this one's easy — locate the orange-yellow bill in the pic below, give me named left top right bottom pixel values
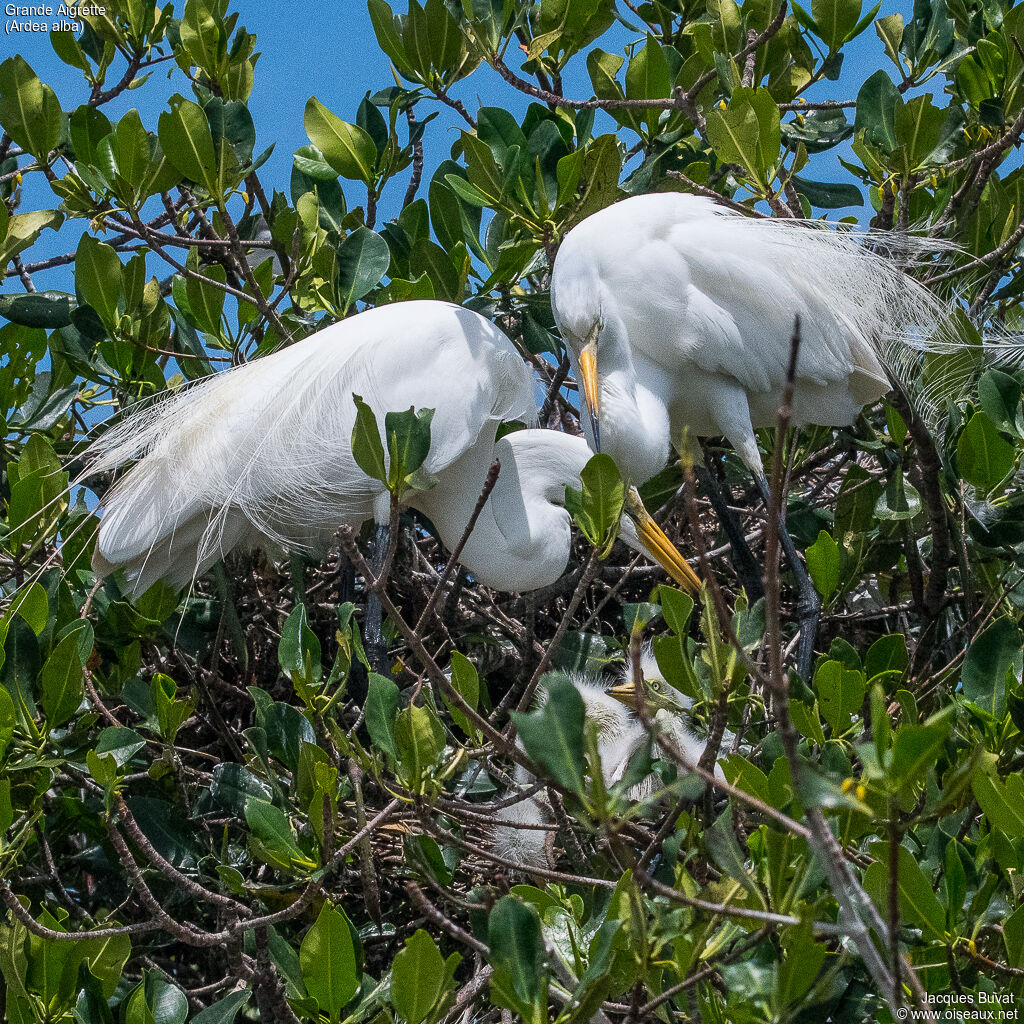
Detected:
left=578, top=330, right=601, bottom=449
left=625, top=487, right=701, bottom=595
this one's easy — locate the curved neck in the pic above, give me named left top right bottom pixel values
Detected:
left=413, top=430, right=586, bottom=593
left=590, top=315, right=672, bottom=485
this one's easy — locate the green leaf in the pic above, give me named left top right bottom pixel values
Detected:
left=351, top=395, right=388, bottom=485
left=304, top=98, right=377, bottom=183
left=658, top=586, right=694, bottom=636
left=264, top=702, right=316, bottom=773
left=488, top=897, right=544, bottom=1009
left=957, top=411, right=1016, bottom=492
left=366, top=671, right=397, bottom=761
left=0, top=778, right=10, bottom=834
left=39, top=632, right=85, bottom=728
left=962, top=616, right=1021, bottom=718
left=445, top=651, right=480, bottom=737
left=151, top=674, right=194, bottom=744
left=70, top=104, right=112, bottom=166
left=891, top=720, right=949, bottom=791
left=0, top=56, right=63, bottom=159
left=805, top=530, right=841, bottom=599
left=394, top=704, right=445, bottom=785
left=384, top=405, right=435, bottom=491
left=88, top=748, right=118, bottom=789
left=142, top=976, right=188, bottom=1024
left=894, top=94, right=954, bottom=170
left=299, top=902, right=359, bottom=1022
left=705, top=87, right=780, bottom=182
left=864, top=842, right=946, bottom=940
left=778, top=924, right=827, bottom=1004
left=979, top=369, right=1024, bottom=437
left=854, top=70, right=898, bottom=153
left=791, top=174, right=863, bottom=209
left=875, top=12, right=904, bottom=63
left=814, top=660, right=865, bottom=733
left=191, top=990, right=251, bottom=1024
left=577, top=453, right=625, bottom=554
left=95, top=726, right=146, bottom=766
left=812, top=0, right=862, bottom=49
left=0, top=290, right=76, bottom=329
left=512, top=675, right=586, bottom=795
left=184, top=248, right=227, bottom=336
left=391, top=929, right=446, bottom=1024
left=113, top=108, right=152, bottom=191
left=336, top=226, right=390, bottom=311
left=865, top=634, right=907, bottom=682
left=973, top=770, right=1024, bottom=840
left=0, top=686, right=15, bottom=761
left=707, top=809, right=764, bottom=903
left=6, top=581, right=47, bottom=635
left=75, top=234, right=124, bottom=330
left=279, top=603, right=322, bottom=688
left=51, top=28, right=90, bottom=72
left=245, top=800, right=315, bottom=872
left=158, top=95, right=219, bottom=196
left=367, top=0, right=416, bottom=80
left=0, top=210, right=64, bottom=273
left=874, top=468, right=921, bottom=521
left=625, top=34, right=670, bottom=134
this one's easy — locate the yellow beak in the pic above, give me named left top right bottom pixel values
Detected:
left=578, top=328, right=601, bottom=450
left=624, top=487, right=702, bottom=595
left=606, top=681, right=640, bottom=709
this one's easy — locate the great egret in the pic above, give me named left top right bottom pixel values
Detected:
left=493, top=659, right=724, bottom=867
left=85, top=300, right=700, bottom=599
left=550, top=192, right=957, bottom=675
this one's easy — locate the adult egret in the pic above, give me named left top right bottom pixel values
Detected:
left=550, top=192, right=956, bottom=675
left=493, top=659, right=724, bottom=868
left=85, top=300, right=700, bottom=599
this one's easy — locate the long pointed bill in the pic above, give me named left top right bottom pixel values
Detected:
left=578, top=325, right=601, bottom=451
left=624, top=487, right=702, bottom=595
left=606, top=681, right=640, bottom=710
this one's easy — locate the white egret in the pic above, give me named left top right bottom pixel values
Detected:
left=493, top=659, right=724, bottom=868
left=550, top=192, right=958, bottom=675
left=85, top=300, right=700, bottom=598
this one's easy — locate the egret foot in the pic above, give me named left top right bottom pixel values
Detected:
left=364, top=522, right=390, bottom=676
left=697, top=461, right=764, bottom=602
left=754, top=475, right=821, bottom=680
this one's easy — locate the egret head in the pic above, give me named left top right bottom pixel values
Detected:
left=606, top=661, right=696, bottom=718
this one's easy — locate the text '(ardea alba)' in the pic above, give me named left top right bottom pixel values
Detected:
left=86, top=301, right=700, bottom=596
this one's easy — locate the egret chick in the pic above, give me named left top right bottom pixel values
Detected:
left=492, top=663, right=723, bottom=868
left=492, top=671, right=644, bottom=867
left=607, top=647, right=729, bottom=783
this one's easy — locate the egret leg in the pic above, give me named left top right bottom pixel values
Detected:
left=697, top=460, right=764, bottom=602
left=754, top=475, right=820, bottom=679
left=364, top=523, right=390, bottom=675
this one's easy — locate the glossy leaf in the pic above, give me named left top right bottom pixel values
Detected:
left=299, top=902, right=359, bottom=1021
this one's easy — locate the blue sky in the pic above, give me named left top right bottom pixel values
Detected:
left=7, top=0, right=910, bottom=295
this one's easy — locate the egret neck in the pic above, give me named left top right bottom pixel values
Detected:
left=569, top=311, right=672, bottom=486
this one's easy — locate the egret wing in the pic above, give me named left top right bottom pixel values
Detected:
left=87, top=301, right=535, bottom=590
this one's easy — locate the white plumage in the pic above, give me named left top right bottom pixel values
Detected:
left=492, top=659, right=725, bottom=868
left=85, top=300, right=696, bottom=595
left=551, top=192, right=961, bottom=481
